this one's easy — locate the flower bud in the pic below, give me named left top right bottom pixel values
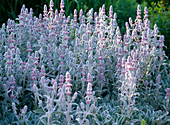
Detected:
left=50, top=0, right=54, bottom=8
left=72, top=92, right=78, bottom=102
left=12, top=102, right=17, bottom=114
left=79, top=9, right=83, bottom=18
left=10, top=94, right=15, bottom=99
left=85, top=96, right=91, bottom=104
left=80, top=102, right=85, bottom=110
left=114, top=13, right=117, bottom=19
left=144, top=7, right=148, bottom=14
left=87, top=73, right=93, bottom=83
left=60, top=0, right=65, bottom=9
left=22, top=105, right=27, bottom=115
left=43, top=5, right=47, bottom=14
left=10, top=75, right=15, bottom=85
left=166, top=88, right=170, bottom=97
left=59, top=75, right=64, bottom=84
left=65, top=87, right=71, bottom=95
left=137, top=5, right=141, bottom=12
left=40, top=65, right=46, bottom=77
left=65, top=72, right=71, bottom=83
left=33, top=84, right=38, bottom=93
left=34, top=51, right=39, bottom=61
left=38, top=100, right=42, bottom=107
left=156, top=74, right=161, bottom=83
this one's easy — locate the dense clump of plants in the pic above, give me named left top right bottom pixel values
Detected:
left=0, top=0, right=169, bottom=124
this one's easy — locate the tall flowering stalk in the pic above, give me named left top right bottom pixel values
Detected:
left=12, top=102, right=28, bottom=124
left=9, top=75, right=16, bottom=99
left=86, top=73, right=93, bottom=105
left=120, top=55, right=138, bottom=115
left=65, top=71, right=78, bottom=124
left=165, top=88, right=170, bottom=113
left=76, top=72, right=95, bottom=125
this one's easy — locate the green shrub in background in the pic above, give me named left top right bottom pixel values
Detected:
left=114, top=0, right=138, bottom=33
left=148, top=0, right=170, bottom=57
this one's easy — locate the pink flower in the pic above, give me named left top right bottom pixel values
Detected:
left=86, top=100, right=91, bottom=104
left=166, top=88, right=170, bottom=97
left=87, top=73, right=93, bottom=83
left=10, top=94, right=15, bottom=99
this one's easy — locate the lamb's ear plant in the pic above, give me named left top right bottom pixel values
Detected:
left=0, top=0, right=169, bottom=124
left=11, top=102, right=29, bottom=125
left=76, top=73, right=97, bottom=125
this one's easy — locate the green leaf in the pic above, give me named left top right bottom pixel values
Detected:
left=141, top=119, right=146, bottom=125
left=33, top=109, right=45, bottom=114
left=92, top=117, right=101, bottom=125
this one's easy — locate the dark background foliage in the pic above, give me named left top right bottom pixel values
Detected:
left=0, top=0, right=169, bottom=57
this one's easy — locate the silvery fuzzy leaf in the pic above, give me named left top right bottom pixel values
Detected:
left=85, top=119, right=89, bottom=125
left=76, top=118, right=81, bottom=124
left=80, top=102, right=85, bottom=111
left=92, top=117, right=101, bottom=125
